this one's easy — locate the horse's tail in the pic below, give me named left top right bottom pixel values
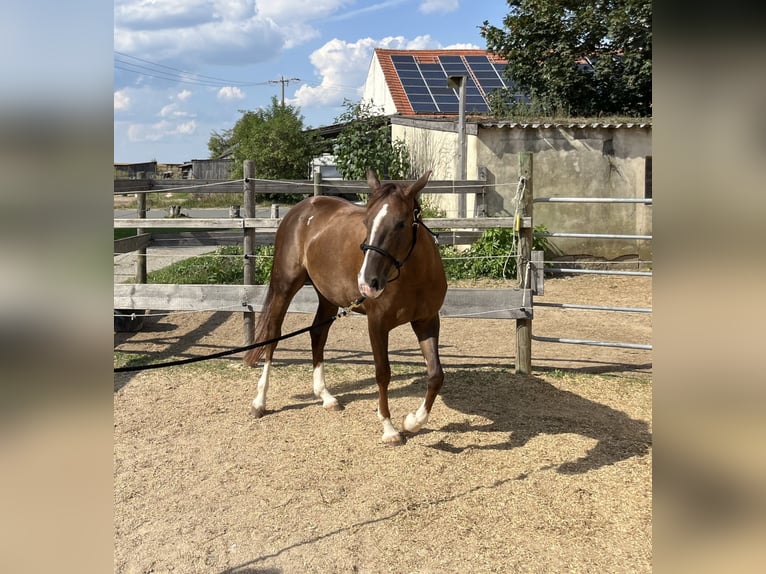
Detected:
left=243, top=286, right=278, bottom=367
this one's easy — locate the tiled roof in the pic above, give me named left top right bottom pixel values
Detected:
left=374, top=48, right=508, bottom=117
left=375, top=49, right=413, bottom=115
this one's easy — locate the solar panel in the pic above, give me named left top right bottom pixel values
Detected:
left=464, top=55, right=490, bottom=65
left=390, top=53, right=511, bottom=115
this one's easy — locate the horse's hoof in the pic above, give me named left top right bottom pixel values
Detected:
left=402, top=414, right=422, bottom=434
left=323, top=400, right=344, bottom=412
left=382, top=433, right=406, bottom=446
left=250, top=405, right=265, bottom=418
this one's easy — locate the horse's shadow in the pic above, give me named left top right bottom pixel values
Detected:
left=323, top=365, right=651, bottom=475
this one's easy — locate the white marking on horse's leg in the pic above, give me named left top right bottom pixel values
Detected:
left=313, top=363, right=340, bottom=410
left=357, top=203, right=389, bottom=297
left=377, top=409, right=403, bottom=444
left=403, top=400, right=430, bottom=433
left=251, top=360, right=271, bottom=418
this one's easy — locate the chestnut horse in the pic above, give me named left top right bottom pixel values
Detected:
left=244, top=170, right=447, bottom=444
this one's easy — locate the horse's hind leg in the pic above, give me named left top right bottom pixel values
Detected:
left=246, top=260, right=308, bottom=418
left=310, top=292, right=342, bottom=412
left=403, top=315, right=444, bottom=434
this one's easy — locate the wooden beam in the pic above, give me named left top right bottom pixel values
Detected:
left=515, top=152, right=534, bottom=374
left=116, top=216, right=514, bottom=231
left=124, top=178, right=487, bottom=196
left=114, top=218, right=247, bottom=229
left=424, top=217, right=516, bottom=229
left=113, top=233, right=151, bottom=254
left=114, top=284, right=533, bottom=320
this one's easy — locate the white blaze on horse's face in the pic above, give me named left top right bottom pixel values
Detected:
left=358, top=203, right=390, bottom=299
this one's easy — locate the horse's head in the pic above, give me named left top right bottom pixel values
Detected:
left=358, top=169, right=432, bottom=299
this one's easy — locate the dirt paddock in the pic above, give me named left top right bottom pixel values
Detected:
left=114, top=275, right=652, bottom=573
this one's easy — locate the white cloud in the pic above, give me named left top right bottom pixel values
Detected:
left=159, top=102, right=192, bottom=118
left=176, top=121, right=197, bottom=135
left=114, top=0, right=285, bottom=66
left=217, top=86, right=246, bottom=101
left=127, top=119, right=198, bottom=143
left=419, top=0, right=459, bottom=14
left=115, top=0, right=363, bottom=66
left=114, top=90, right=131, bottom=111
left=444, top=42, right=481, bottom=50
left=254, top=1, right=352, bottom=49
left=256, top=0, right=351, bottom=22
left=177, top=89, right=192, bottom=101
left=291, top=35, right=443, bottom=111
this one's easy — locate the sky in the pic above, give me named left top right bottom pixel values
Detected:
left=114, top=0, right=510, bottom=164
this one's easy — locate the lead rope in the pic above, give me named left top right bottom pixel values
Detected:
left=114, top=296, right=367, bottom=373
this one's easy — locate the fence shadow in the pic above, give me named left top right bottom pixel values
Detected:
left=113, top=312, right=230, bottom=392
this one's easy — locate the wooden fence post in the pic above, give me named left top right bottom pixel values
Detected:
left=515, top=152, right=533, bottom=375
left=313, top=170, right=322, bottom=196
left=136, top=192, right=147, bottom=284
left=243, top=161, right=256, bottom=345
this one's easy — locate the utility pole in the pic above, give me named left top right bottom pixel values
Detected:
left=269, top=76, right=300, bottom=106
left=448, top=75, right=467, bottom=217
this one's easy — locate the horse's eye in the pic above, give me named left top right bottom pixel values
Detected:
left=395, top=220, right=406, bottom=230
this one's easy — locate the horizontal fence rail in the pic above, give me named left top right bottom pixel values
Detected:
left=533, top=189, right=652, bottom=352
left=534, top=302, right=652, bottom=313
left=533, top=197, right=652, bottom=204
left=114, top=284, right=534, bottom=320
left=114, top=178, right=487, bottom=196
left=545, top=268, right=652, bottom=277
left=113, top=217, right=515, bottom=230
left=532, top=335, right=652, bottom=351
left=535, top=231, right=652, bottom=240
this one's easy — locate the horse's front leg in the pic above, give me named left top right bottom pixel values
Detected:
left=369, top=327, right=402, bottom=445
left=310, top=294, right=342, bottom=412
left=403, top=316, right=444, bottom=434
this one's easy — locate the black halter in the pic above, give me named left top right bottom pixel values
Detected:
left=359, top=207, right=436, bottom=282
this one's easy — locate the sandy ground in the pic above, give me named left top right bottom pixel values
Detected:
left=114, top=274, right=652, bottom=573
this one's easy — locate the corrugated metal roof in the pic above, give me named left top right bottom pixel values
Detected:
left=478, top=121, right=652, bottom=129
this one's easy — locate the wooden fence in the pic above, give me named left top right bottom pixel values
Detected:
left=114, top=159, right=540, bottom=373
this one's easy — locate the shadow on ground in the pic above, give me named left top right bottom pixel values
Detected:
left=317, top=364, right=651, bottom=476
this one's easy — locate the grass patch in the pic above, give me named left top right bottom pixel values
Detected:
left=147, top=245, right=273, bottom=285
left=113, top=352, right=154, bottom=370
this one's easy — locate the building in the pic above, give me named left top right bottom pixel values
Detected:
left=361, top=48, right=652, bottom=261
left=180, top=159, right=234, bottom=180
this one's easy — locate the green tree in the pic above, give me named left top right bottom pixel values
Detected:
left=207, top=127, right=234, bottom=159
left=212, top=97, right=318, bottom=181
left=481, top=0, right=651, bottom=117
left=333, top=100, right=411, bottom=180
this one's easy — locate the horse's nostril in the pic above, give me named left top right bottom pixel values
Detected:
left=370, top=278, right=379, bottom=290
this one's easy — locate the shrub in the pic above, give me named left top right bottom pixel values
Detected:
left=440, top=225, right=551, bottom=281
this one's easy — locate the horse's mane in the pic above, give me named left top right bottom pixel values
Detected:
left=368, top=182, right=401, bottom=206
left=367, top=182, right=423, bottom=220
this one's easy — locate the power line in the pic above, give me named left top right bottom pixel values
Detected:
left=113, top=51, right=271, bottom=87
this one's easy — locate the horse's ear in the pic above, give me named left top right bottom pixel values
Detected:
left=367, top=169, right=381, bottom=190
left=406, top=170, right=432, bottom=197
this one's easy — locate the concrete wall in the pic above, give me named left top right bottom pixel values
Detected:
left=392, top=120, right=481, bottom=217
left=392, top=117, right=652, bottom=261
left=477, top=124, right=652, bottom=261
